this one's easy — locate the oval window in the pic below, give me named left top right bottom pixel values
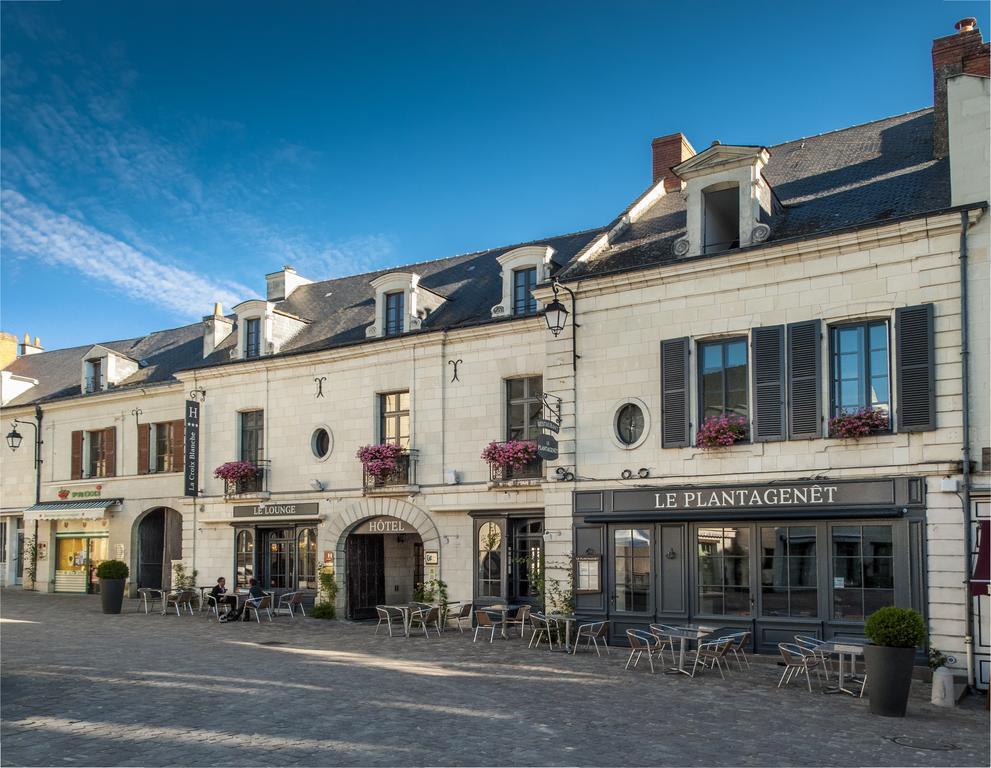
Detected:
left=616, top=403, right=645, bottom=446
left=311, top=427, right=332, bottom=459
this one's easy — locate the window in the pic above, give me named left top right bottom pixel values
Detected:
left=297, top=528, right=317, bottom=590
left=615, top=402, right=645, bottom=446
left=244, top=318, right=261, bottom=358
left=697, top=526, right=750, bottom=615
left=379, top=391, right=410, bottom=448
left=760, top=526, right=817, bottom=617
left=153, top=424, right=170, bottom=472
left=830, top=321, right=890, bottom=418
left=832, top=525, right=894, bottom=620
left=239, top=410, right=264, bottom=464
left=87, top=430, right=108, bottom=478
left=311, top=427, right=332, bottom=459
left=384, top=291, right=405, bottom=337
left=512, top=267, right=538, bottom=315
left=699, top=338, right=749, bottom=429
left=85, top=358, right=103, bottom=393
left=235, top=530, right=254, bottom=589
left=477, top=521, right=503, bottom=598
left=614, top=528, right=651, bottom=612
left=510, top=518, right=543, bottom=601
left=703, top=185, right=739, bottom=254
left=506, top=376, right=543, bottom=441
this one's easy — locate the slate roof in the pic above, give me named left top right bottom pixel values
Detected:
left=558, top=109, right=952, bottom=280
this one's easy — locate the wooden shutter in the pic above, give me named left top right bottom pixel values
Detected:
left=169, top=419, right=185, bottom=473
left=137, top=423, right=151, bottom=475
left=71, top=430, right=83, bottom=480
left=751, top=325, right=786, bottom=442
left=788, top=319, right=822, bottom=439
left=102, top=426, right=116, bottom=478
left=660, top=338, right=691, bottom=448
left=896, top=304, right=936, bottom=432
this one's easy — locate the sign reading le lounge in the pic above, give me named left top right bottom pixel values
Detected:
left=233, top=502, right=320, bottom=518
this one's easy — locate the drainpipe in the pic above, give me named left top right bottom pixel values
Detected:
left=958, top=210, right=975, bottom=691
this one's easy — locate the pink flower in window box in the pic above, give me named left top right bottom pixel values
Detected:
left=480, top=440, right=539, bottom=470
left=695, top=415, right=749, bottom=450
left=829, top=407, right=889, bottom=439
left=356, top=443, right=405, bottom=479
left=213, top=461, right=260, bottom=482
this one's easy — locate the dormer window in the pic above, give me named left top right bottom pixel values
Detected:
left=244, top=318, right=261, bottom=359
left=231, top=299, right=309, bottom=360
left=384, top=291, right=405, bottom=337
left=512, top=267, right=538, bottom=315
left=703, top=185, right=740, bottom=255
left=80, top=345, right=137, bottom=393
left=85, top=358, right=104, bottom=393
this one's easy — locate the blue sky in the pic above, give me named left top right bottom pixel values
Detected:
left=2, top=1, right=988, bottom=351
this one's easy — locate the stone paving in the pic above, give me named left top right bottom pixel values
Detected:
left=1, top=590, right=988, bottom=767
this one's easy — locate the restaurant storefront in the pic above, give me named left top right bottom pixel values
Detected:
left=471, top=511, right=545, bottom=611
left=572, top=478, right=926, bottom=651
left=229, top=503, right=320, bottom=595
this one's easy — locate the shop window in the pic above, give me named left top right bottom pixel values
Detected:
left=613, top=528, right=651, bottom=612
left=506, top=376, right=543, bottom=441
left=235, top=530, right=254, bottom=589
left=512, top=267, right=538, bottom=315
left=379, top=391, right=410, bottom=448
left=698, top=338, right=749, bottom=431
left=477, top=522, right=503, bottom=598
left=384, top=291, right=405, bottom=337
left=832, top=525, right=894, bottom=620
left=830, top=321, right=890, bottom=419
left=760, top=526, right=817, bottom=617
left=297, top=528, right=317, bottom=590
left=697, top=526, right=750, bottom=616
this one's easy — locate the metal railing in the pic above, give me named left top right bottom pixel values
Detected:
left=362, top=450, right=416, bottom=492
left=223, top=460, right=270, bottom=497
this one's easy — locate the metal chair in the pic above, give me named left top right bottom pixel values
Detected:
left=794, top=635, right=831, bottom=678
left=725, top=631, right=752, bottom=671
left=689, top=637, right=734, bottom=679
left=448, top=602, right=473, bottom=633
left=163, top=590, right=195, bottom=616
left=504, top=605, right=531, bottom=638
left=528, top=612, right=555, bottom=649
left=648, top=624, right=679, bottom=665
left=777, top=643, right=824, bottom=692
left=573, top=620, right=610, bottom=656
left=137, top=588, right=163, bottom=615
left=244, top=594, right=273, bottom=623
left=375, top=606, right=406, bottom=637
left=625, top=629, right=660, bottom=673
left=408, top=606, right=442, bottom=638
left=203, top=593, right=221, bottom=621
left=276, top=591, right=306, bottom=619
left=473, top=610, right=503, bottom=643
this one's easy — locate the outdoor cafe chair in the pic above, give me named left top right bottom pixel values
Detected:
left=409, top=606, right=442, bottom=638
left=625, top=629, right=660, bottom=673
left=473, top=609, right=503, bottom=643
left=573, top=620, right=610, bottom=656
left=777, top=643, right=825, bottom=692
left=648, top=624, right=680, bottom=665
left=203, top=593, right=221, bottom=621
left=528, top=612, right=554, bottom=650
left=276, top=591, right=306, bottom=619
left=244, top=594, right=273, bottom=623
left=794, top=635, right=832, bottom=678
left=375, top=606, right=406, bottom=637
left=163, top=589, right=196, bottom=616
left=504, top=605, right=531, bottom=638
left=724, top=631, right=752, bottom=671
left=137, top=588, right=163, bottom=615
left=689, top=637, right=734, bottom=679
left=448, top=602, right=473, bottom=633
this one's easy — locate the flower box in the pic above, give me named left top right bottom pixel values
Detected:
left=828, top=407, right=889, bottom=439
left=482, top=440, right=541, bottom=481
left=695, top=415, right=749, bottom=450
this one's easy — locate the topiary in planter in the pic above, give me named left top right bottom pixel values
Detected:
left=864, top=606, right=927, bottom=647
left=863, top=606, right=927, bottom=717
left=95, top=559, right=129, bottom=580
left=96, top=560, right=129, bottom=614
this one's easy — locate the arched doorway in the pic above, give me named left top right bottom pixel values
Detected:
left=136, top=508, right=183, bottom=590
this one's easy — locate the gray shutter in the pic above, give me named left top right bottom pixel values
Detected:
left=788, top=320, right=822, bottom=439
left=660, top=338, right=690, bottom=447
left=896, top=304, right=936, bottom=432
left=751, top=326, right=786, bottom=442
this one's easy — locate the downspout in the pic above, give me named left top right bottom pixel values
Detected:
left=958, top=210, right=975, bottom=691
left=32, top=403, right=42, bottom=591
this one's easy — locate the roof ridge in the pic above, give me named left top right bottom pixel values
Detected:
left=16, top=320, right=203, bottom=358
left=770, top=106, right=933, bottom=149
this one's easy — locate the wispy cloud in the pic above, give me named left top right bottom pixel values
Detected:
left=1, top=190, right=250, bottom=317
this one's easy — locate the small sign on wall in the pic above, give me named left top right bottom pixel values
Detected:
left=323, top=550, right=335, bottom=568
left=424, top=550, right=438, bottom=566
left=115, top=544, right=125, bottom=559
left=37, top=542, right=48, bottom=560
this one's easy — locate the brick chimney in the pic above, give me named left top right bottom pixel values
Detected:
left=19, top=333, right=43, bottom=356
left=932, top=18, right=990, bottom=158
left=651, top=133, right=696, bottom=192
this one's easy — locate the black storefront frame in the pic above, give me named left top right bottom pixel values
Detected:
left=470, top=511, right=545, bottom=609
left=232, top=521, right=319, bottom=595
left=574, top=477, right=927, bottom=651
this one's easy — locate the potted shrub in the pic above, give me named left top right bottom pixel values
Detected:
left=95, top=560, right=129, bottom=614
left=309, top=565, right=338, bottom=620
left=695, top=414, right=748, bottom=449
left=863, top=606, right=927, bottom=717
left=828, top=407, right=889, bottom=439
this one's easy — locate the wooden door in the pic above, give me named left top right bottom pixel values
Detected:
left=347, top=535, right=385, bottom=620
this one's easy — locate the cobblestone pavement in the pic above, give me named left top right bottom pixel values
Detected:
left=1, top=590, right=988, bottom=767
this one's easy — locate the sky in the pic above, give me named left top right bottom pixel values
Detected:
left=2, top=0, right=989, bottom=351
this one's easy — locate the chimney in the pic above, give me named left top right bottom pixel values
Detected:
left=19, top=333, right=43, bottom=356
left=651, top=133, right=696, bottom=192
left=932, top=18, right=990, bottom=158
left=202, top=303, right=234, bottom=358
left=0, top=332, right=17, bottom=369
left=266, top=264, right=312, bottom=301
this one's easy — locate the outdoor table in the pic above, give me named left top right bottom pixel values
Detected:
left=546, top=613, right=579, bottom=652
left=382, top=603, right=431, bottom=637
left=818, top=638, right=866, bottom=696
left=664, top=625, right=714, bottom=676
left=480, top=604, right=522, bottom=639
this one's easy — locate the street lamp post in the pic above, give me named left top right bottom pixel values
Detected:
left=543, top=280, right=580, bottom=372
left=6, top=405, right=43, bottom=505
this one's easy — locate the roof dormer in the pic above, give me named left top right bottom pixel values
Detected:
left=672, top=143, right=775, bottom=258
left=366, top=272, right=446, bottom=338
left=265, top=265, right=312, bottom=301
left=490, top=245, right=556, bottom=318
left=80, top=345, right=138, bottom=394
left=231, top=299, right=309, bottom=360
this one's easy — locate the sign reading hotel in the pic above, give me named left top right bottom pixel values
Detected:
left=233, top=502, right=320, bottom=518
left=352, top=516, right=409, bottom=534
left=183, top=400, right=200, bottom=497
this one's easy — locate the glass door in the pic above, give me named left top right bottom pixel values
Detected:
left=509, top=519, right=544, bottom=606
left=87, top=538, right=108, bottom=594
left=264, top=528, right=295, bottom=590
left=610, top=526, right=652, bottom=616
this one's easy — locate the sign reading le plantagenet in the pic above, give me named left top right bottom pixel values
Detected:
left=233, top=502, right=320, bottom=518
left=611, top=479, right=897, bottom=513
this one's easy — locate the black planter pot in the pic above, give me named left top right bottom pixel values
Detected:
left=100, top=579, right=126, bottom=614
left=864, top=644, right=916, bottom=717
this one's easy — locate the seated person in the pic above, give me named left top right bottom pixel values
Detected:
left=210, top=577, right=237, bottom=619
left=225, top=578, right=266, bottom=622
